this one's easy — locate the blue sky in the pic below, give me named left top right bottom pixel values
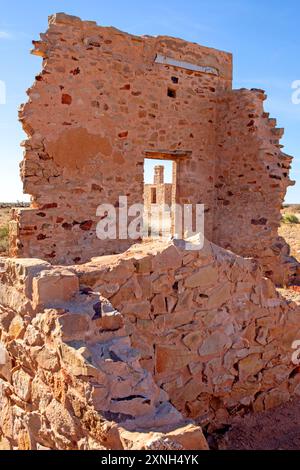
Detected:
left=0, top=0, right=299, bottom=202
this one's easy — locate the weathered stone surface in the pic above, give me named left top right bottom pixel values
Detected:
left=156, top=345, right=198, bottom=374
left=0, top=343, right=12, bottom=382
left=67, top=240, right=300, bottom=425
left=183, top=331, right=205, bottom=351
left=8, top=315, right=25, bottom=339
left=199, top=331, right=232, bottom=358
left=0, top=234, right=299, bottom=447
left=185, top=265, right=218, bottom=288
left=45, top=399, right=77, bottom=439
left=33, top=270, right=79, bottom=308
left=122, top=301, right=151, bottom=320
left=151, top=294, right=167, bottom=315
left=58, top=314, right=91, bottom=341
left=36, top=347, right=60, bottom=372
left=12, top=369, right=32, bottom=402
left=206, top=283, right=232, bottom=309
left=24, top=325, right=43, bottom=346
left=119, top=424, right=209, bottom=450
left=238, top=354, right=264, bottom=381
left=1, top=296, right=205, bottom=450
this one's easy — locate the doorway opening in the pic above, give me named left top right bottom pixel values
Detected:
left=143, top=158, right=176, bottom=239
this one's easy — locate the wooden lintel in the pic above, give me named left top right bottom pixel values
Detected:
left=144, top=150, right=192, bottom=160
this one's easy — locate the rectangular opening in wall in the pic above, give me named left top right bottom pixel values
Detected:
left=143, top=158, right=176, bottom=239
left=151, top=187, right=157, bottom=204
left=167, top=87, right=176, bottom=98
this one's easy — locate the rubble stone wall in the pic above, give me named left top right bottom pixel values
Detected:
left=75, top=239, right=300, bottom=431
left=1, top=239, right=300, bottom=446
left=9, top=13, right=297, bottom=285
left=214, top=89, right=296, bottom=285
left=12, top=13, right=232, bottom=265
left=0, top=258, right=207, bottom=450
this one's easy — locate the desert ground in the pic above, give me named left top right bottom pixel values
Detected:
left=0, top=203, right=29, bottom=255
left=0, top=205, right=10, bottom=254
left=279, top=205, right=300, bottom=261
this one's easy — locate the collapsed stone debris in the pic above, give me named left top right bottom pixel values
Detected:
left=0, top=12, right=300, bottom=450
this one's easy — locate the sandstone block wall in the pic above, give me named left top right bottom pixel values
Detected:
left=74, top=239, right=300, bottom=431
left=144, top=165, right=174, bottom=235
left=10, top=12, right=297, bottom=285
left=1, top=238, right=300, bottom=447
left=144, top=166, right=173, bottom=207
left=2, top=10, right=300, bottom=452
left=12, top=12, right=232, bottom=265
left=0, top=257, right=208, bottom=450
left=214, top=89, right=296, bottom=285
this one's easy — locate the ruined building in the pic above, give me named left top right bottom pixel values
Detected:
left=144, top=165, right=174, bottom=236
left=9, top=13, right=297, bottom=285
left=144, top=165, right=173, bottom=211
left=0, top=13, right=300, bottom=451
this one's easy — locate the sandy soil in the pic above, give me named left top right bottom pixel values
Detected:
left=279, top=223, right=300, bottom=260
left=0, top=206, right=10, bottom=229
left=211, top=398, right=300, bottom=450
left=0, top=207, right=10, bottom=255
left=280, top=205, right=300, bottom=260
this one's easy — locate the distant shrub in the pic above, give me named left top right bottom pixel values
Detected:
left=282, top=213, right=300, bottom=224
left=283, top=204, right=300, bottom=213
left=0, top=225, right=8, bottom=253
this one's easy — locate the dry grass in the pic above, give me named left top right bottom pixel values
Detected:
left=275, top=207, right=300, bottom=298
left=0, top=206, right=10, bottom=226
left=279, top=223, right=300, bottom=260
left=0, top=207, right=11, bottom=255
left=279, top=206, right=300, bottom=261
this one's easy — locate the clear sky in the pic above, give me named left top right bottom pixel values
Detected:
left=0, top=0, right=299, bottom=202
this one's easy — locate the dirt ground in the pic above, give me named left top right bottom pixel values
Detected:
left=0, top=206, right=11, bottom=255
left=210, top=398, right=300, bottom=450
left=0, top=206, right=10, bottom=229
left=279, top=223, right=300, bottom=260
left=280, top=205, right=300, bottom=260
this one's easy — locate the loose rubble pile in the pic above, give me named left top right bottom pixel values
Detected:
left=0, top=255, right=207, bottom=450
left=75, top=239, right=300, bottom=430
left=0, top=238, right=300, bottom=449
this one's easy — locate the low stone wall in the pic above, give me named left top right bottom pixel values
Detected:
left=0, top=258, right=207, bottom=450
left=1, top=237, right=300, bottom=448
left=75, top=239, right=300, bottom=431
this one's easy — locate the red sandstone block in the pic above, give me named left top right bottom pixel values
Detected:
left=32, top=269, right=79, bottom=308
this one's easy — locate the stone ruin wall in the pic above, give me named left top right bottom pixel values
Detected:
left=0, top=256, right=208, bottom=450
left=10, top=13, right=232, bottom=266
left=144, top=166, right=174, bottom=235
left=75, top=239, right=300, bottom=427
left=9, top=13, right=297, bottom=286
left=214, top=89, right=296, bottom=285
left=144, top=165, right=173, bottom=210
left=1, top=238, right=300, bottom=449
left=1, top=12, right=300, bottom=450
